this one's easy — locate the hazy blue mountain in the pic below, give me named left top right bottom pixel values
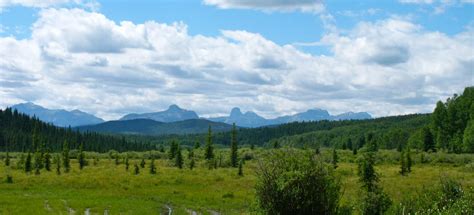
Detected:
left=11, top=102, right=104, bottom=127
left=77, top=118, right=233, bottom=135
left=120, top=104, right=199, bottom=122
left=333, top=112, right=372, bottom=121
left=207, top=107, right=371, bottom=127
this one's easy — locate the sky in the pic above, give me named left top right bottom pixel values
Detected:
left=0, top=0, right=473, bottom=120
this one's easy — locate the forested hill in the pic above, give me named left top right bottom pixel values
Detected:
left=0, top=108, right=155, bottom=152
left=145, top=113, right=431, bottom=147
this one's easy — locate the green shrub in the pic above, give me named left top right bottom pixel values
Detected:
left=255, top=149, right=342, bottom=214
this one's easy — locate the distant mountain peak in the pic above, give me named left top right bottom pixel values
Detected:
left=168, top=104, right=181, bottom=111
left=11, top=102, right=103, bottom=127
left=230, top=107, right=242, bottom=117
left=120, top=104, right=199, bottom=122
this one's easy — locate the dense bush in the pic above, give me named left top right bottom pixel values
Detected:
left=255, top=149, right=342, bottom=214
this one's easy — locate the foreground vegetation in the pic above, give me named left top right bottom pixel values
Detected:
left=1, top=148, right=473, bottom=214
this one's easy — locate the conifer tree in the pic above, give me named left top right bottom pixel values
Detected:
left=273, top=140, right=280, bottom=149
left=25, top=152, right=32, bottom=173
left=134, top=163, right=139, bottom=175
left=238, top=159, right=243, bottom=176
left=125, top=155, right=130, bottom=170
left=400, top=150, right=408, bottom=176
left=353, top=147, right=358, bottom=155
left=230, top=123, right=239, bottom=167
left=5, top=151, right=10, bottom=166
left=34, top=150, right=42, bottom=175
left=150, top=158, right=156, bottom=174
left=62, top=140, right=70, bottom=173
left=406, top=147, right=412, bottom=173
left=175, top=145, right=183, bottom=169
left=332, top=148, right=338, bottom=169
left=140, top=158, right=146, bottom=168
left=44, top=150, right=51, bottom=171
left=159, top=144, right=165, bottom=152
left=315, top=145, right=320, bottom=155
left=204, top=126, right=214, bottom=160
left=250, top=143, right=255, bottom=150
left=78, top=143, right=86, bottom=170
left=189, top=157, right=195, bottom=170
left=115, top=155, right=120, bottom=165
left=194, top=140, right=200, bottom=149
left=55, top=154, right=61, bottom=175
left=168, top=140, right=178, bottom=160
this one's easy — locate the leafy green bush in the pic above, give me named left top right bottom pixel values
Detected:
left=255, top=149, right=342, bottom=214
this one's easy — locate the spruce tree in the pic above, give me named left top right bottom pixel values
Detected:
left=150, top=158, right=156, bottom=174
left=34, top=151, right=42, bottom=175
left=5, top=151, right=10, bottom=166
left=406, top=148, right=412, bottom=173
left=25, top=152, right=32, bottom=173
left=78, top=143, right=86, bottom=170
left=189, top=157, right=195, bottom=170
left=168, top=140, right=178, bottom=160
left=204, top=126, right=214, bottom=160
left=44, top=150, right=51, bottom=171
left=230, top=123, right=239, bottom=167
left=55, top=154, right=61, bottom=175
left=140, top=158, right=146, bottom=168
left=62, top=140, right=70, bottom=173
left=134, top=163, right=139, bottom=175
left=115, top=155, right=120, bottom=165
left=399, top=150, right=408, bottom=176
left=125, top=155, right=129, bottom=170
left=175, top=145, right=183, bottom=169
left=238, top=159, right=243, bottom=176
left=250, top=143, right=255, bottom=150
left=332, top=148, right=338, bottom=169
left=273, top=140, right=280, bottom=149
left=194, top=140, right=200, bottom=149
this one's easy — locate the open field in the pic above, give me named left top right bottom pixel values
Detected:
left=0, top=149, right=473, bottom=214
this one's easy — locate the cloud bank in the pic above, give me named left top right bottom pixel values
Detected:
left=0, top=8, right=472, bottom=120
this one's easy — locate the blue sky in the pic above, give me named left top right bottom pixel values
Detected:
left=0, top=0, right=473, bottom=119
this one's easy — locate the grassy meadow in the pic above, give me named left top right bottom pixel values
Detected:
left=0, top=149, right=473, bottom=214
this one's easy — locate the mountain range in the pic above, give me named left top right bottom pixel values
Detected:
left=11, top=102, right=104, bottom=127
left=9, top=102, right=371, bottom=135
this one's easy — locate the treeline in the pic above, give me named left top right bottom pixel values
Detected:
left=0, top=108, right=155, bottom=152
left=432, top=86, right=474, bottom=153
left=275, top=86, right=474, bottom=153
left=135, top=118, right=399, bottom=147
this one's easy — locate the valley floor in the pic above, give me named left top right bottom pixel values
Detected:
left=0, top=152, right=473, bottom=214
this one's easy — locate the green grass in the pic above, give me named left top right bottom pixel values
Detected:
left=0, top=150, right=473, bottom=214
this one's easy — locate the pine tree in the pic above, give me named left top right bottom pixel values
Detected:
left=399, top=150, right=408, bottom=176
left=159, top=144, right=165, bottom=152
left=332, top=148, right=338, bottom=169
left=230, top=123, right=239, bottom=167
left=353, top=147, right=358, bottom=155
left=25, top=152, right=32, bottom=173
left=238, top=159, right=243, bottom=176
left=34, top=151, right=42, bottom=175
left=55, top=154, right=61, bottom=175
left=194, top=140, right=200, bottom=149
left=189, top=157, right=195, bottom=170
left=115, top=155, right=120, bottom=165
left=62, top=140, right=70, bottom=173
left=125, top=155, right=129, bottom=170
left=5, top=151, right=10, bottom=166
left=406, top=148, right=412, bottom=173
left=44, top=150, right=51, bottom=171
left=140, top=158, right=146, bottom=168
left=273, top=140, right=280, bottom=149
left=134, top=163, right=139, bottom=175
left=150, top=158, right=156, bottom=174
left=78, top=143, right=86, bottom=170
left=315, top=145, right=320, bottom=155
left=168, top=140, right=178, bottom=160
left=175, top=145, right=183, bottom=169
left=204, top=126, right=214, bottom=160
left=250, top=143, right=255, bottom=150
